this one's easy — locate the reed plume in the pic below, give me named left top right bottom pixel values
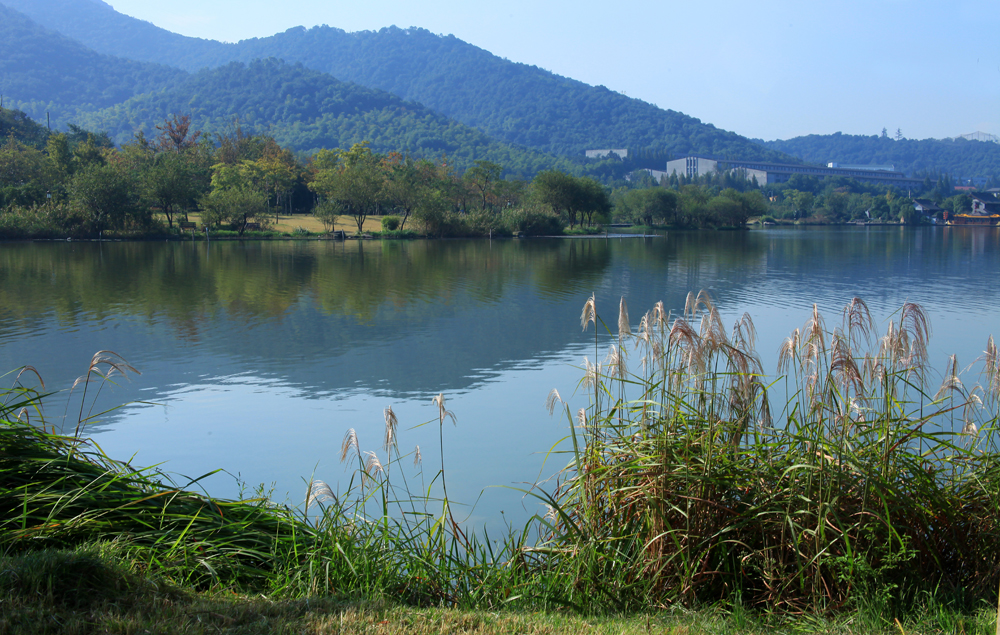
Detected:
left=383, top=406, right=398, bottom=452
left=340, top=428, right=360, bottom=463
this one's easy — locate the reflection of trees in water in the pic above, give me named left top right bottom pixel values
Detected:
left=0, top=238, right=616, bottom=358
left=2, top=229, right=1000, bottom=397
left=2, top=229, right=998, bottom=338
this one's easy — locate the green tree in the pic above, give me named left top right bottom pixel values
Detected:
left=68, top=163, right=147, bottom=233
left=576, top=177, right=611, bottom=227
left=0, top=136, right=57, bottom=207
left=201, top=186, right=270, bottom=235
left=144, top=151, right=205, bottom=229
left=464, top=160, right=503, bottom=211
left=46, top=133, right=73, bottom=181
left=309, top=143, right=386, bottom=234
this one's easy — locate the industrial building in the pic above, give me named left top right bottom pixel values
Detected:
left=664, top=156, right=924, bottom=190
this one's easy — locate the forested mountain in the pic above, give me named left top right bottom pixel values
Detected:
left=0, top=4, right=186, bottom=125
left=76, top=59, right=574, bottom=176
left=0, top=0, right=228, bottom=70
left=3, top=0, right=795, bottom=163
left=228, top=26, right=793, bottom=161
left=763, top=133, right=1000, bottom=179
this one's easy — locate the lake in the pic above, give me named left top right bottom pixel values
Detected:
left=2, top=226, right=999, bottom=530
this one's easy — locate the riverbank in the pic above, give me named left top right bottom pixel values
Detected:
left=3, top=547, right=995, bottom=635
left=3, top=295, right=999, bottom=632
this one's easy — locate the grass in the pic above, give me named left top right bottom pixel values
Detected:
left=538, top=294, right=1000, bottom=615
left=2, top=296, right=1000, bottom=632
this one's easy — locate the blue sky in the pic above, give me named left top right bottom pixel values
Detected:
left=105, top=0, right=999, bottom=142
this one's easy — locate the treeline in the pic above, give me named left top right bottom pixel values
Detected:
left=608, top=163, right=978, bottom=226
left=0, top=112, right=600, bottom=238
left=3, top=110, right=770, bottom=239
left=13, top=108, right=968, bottom=241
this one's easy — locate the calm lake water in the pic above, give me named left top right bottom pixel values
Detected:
left=2, top=226, right=999, bottom=529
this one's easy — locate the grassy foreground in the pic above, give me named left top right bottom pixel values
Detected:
left=1, top=546, right=996, bottom=634
left=2, top=295, right=1000, bottom=633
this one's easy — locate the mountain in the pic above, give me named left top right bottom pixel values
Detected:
left=763, top=133, right=1000, bottom=180
left=0, top=0, right=228, bottom=70
left=3, top=0, right=796, bottom=163
left=0, top=3, right=186, bottom=125
left=75, top=59, right=574, bottom=175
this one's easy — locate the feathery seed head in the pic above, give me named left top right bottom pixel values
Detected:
left=546, top=388, right=563, bottom=415
left=383, top=405, right=398, bottom=452
left=653, top=301, right=667, bottom=327
left=364, top=451, right=384, bottom=477
left=413, top=445, right=422, bottom=467
left=340, top=428, right=360, bottom=463
left=618, top=297, right=631, bottom=339
left=732, top=312, right=757, bottom=354
left=432, top=393, right=457, bottom=426
left=984, top=335, right=1000, bottom=398
left=305, top=479, right=336, bottom=509
left=777, top=328, right=800, bottom=374
left=606, top=344, right=626, bottom=379
left=581, top=294, right=596, bottom=331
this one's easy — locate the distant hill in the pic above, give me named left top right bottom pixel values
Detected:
left=0, top=3, right=186, bottom=125
left=76, top=59, right=574, bottom=176
left=762, top=133, right=1000, bottom=179
left=0, top=0, right=228, bottom=70
left=4, top=0, right=796, bottom=163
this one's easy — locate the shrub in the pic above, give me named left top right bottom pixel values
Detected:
left=500, top=205, right=564, bottom=236
left=381, top=215, right=401, bottom=231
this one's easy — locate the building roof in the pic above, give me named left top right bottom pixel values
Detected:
left=912, top=198, right=944, bottom=212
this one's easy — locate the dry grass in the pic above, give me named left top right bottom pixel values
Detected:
left=179, top=213, right=388, bottom=234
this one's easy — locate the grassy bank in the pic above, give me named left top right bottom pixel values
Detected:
left=2, top=296, right=1000, bottom=632
left=3, top=546, right=996, bottom=634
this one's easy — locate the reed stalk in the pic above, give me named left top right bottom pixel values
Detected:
left=3, top=293, right=999, bottom=618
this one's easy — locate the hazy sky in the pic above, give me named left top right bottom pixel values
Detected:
left=103, top=0, right=999, bottom=142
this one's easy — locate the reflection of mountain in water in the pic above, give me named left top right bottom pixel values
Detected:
left=2, top=227, right=999, bottom=409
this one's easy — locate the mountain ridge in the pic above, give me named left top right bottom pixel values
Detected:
left=0, top=0, right=795, bottom=164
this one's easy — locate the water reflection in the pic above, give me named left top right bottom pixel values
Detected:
left=2, top=228, right=999, bottom=526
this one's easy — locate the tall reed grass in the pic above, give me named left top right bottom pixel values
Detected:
left=2, top=297, right=999, bottom=622
left=540, top=293, right=1000, bottom=614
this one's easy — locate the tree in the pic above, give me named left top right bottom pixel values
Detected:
left=155, top=114, right=202, bottom=153
left=532, top=170, right=580, bottom=227
left=144, top=151, right=204, bottom=229
left=253, top=140, right=300, bottom=222
left=0, top=136, right=57, bottom=207
left=68, top=163, right=147, bottom=233
left=464, top=160, right=503, bottom=211
left=383, top=155, right=428, bottom=231
left=313, top=199, right=342, bottom=232
left=72, top=134, right=107, bottom=169
left=46, top=133, right=73, bottom=180
left=575, top=177, right=611, bottom=227
left=308, top=143, right=386, bottom=234
left=201, top=186, right=270, bottom=235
